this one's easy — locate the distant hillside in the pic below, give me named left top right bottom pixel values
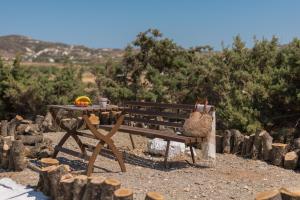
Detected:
left=0, top=35, right=124, bottom=64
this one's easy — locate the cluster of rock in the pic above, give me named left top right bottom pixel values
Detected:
left=38, top=162, right=165, bottom=200
left=216, top=129, right=300, bottom=170
left=0, top=114, right=54, bottom=171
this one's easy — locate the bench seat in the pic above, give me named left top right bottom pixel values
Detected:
left=99, top=125, right=203, bottom=144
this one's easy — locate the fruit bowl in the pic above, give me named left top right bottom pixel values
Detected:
left=74, top=96, right=91, bottom=107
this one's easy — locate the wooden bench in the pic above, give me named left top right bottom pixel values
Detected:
left=99, top=101, right=215, bottom=168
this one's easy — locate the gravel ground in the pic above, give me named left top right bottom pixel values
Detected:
left=0, top=131, right=299, bottom=200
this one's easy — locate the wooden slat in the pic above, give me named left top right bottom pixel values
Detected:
left=54, top=146, right=90, bottom=160
left=99, top=125, right=203, bottom=144
left=123, top=108, right=189, bottom=119
left=124, top=101, right=214, bottom=110
left=124, top=116, right=183, bottom=128
left=123, top=101, right=196, bottom=110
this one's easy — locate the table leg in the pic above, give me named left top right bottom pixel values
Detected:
left=86, top=141, right=104, bottom=176
left=83, top=114, right=126, bottom=173
left=53, top=132, right=71, bottom=158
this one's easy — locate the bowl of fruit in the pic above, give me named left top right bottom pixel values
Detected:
left=74, top=96, right=91, bottom=107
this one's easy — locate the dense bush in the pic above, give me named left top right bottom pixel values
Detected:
left=0, top=29, right=299, bottom=133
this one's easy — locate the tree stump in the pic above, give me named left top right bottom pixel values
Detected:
left=241, top=135, right=249, bottom=156
left=270, top=143, right=288, bottom=166
left=10, top=140, right=27, bottom=171
left=60, top=174, right=74, bottom=200
left=145, top=192, right=165, bottom=200
left=37, top=164, right=70, bottom=199
left=259, top=130, right=273, bottom=161
left=41, top=158, right=59, bottom=168
left=280, top=187, right=300, bottom=199
left=222, top=130, right=231, bottom=154
left=255, top=189, right=282, bottom=200
left=252, top=131, right=262, bottom=160
left=82, top=176, right=106, bottom=200
left=48, top=165, right=70, bottom=200
left=73, top=175, right=88, bottom=200
left=284, top=151, right=299, bottom=170
left=0, top=136, right=13, bottom=169
left=216, top=135, right=223, bottom=153
left=231, top=129, right=244, bottom=154
left=114, top=188, right=133, bottom=200
left=1, top=120, right=8, bottom=136
left=101, top=178, right=121, bottom=200
left=35, top=115, right=45, bottom=131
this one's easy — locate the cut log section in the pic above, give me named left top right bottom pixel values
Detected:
left=259, top=130, right=273, bottom=161
left=231, top=129, right=244, bottom=154
left=89, top=114, right=100, bottom=125
left=73, top=175, right=88, bottom=200
left=114, top=188, right=133, bottom=200
left=284, top=151, right=299, bottom=170
left=0, top=136, right=13, bottom=169
left=1, top=120, right=8, bottom=136
left=40, top=158, right=59, bottom=168
left=60, top=174, right=75, bottom=200
left=255, top=189, right=282, bottom=200
left=270, top=143, right=288, bottom=166
left=37, top=164, right=70, bottom=199
left=252, top=131, right=262, bottom=160
left=222, top=130, right=231, bottom=154
left=145, top=192, right=165, bottom=200
left=101, top=178, right=121, bottom=200
left=215, top=135, right=223, bottom=153
left=88, top=176, right=106, bottom=200
left=280, top=187, right=300, bottom=199
left=10, top=140, right=27, bottom=171
left=16, top=135, right=43, bottom=145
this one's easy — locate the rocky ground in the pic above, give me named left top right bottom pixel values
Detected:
left=0, top=131, right=299, bottom=200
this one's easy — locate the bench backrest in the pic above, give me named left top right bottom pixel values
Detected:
left=122, top=101, right=214, bottom=130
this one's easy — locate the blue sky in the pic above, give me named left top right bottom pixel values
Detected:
left=0, top=1, right=299, bottom=49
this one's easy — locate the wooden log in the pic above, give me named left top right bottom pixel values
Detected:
left=81, top=176, right=106, bottom=200
left=89, top=114, right=100, bottom=125
left=35, top=115, right=45, bottom=130
left=89, top=176, right=106, bottom=200
left=255, top=189, right=282, bottom=200
left=114, top=188, right=133, bottom=200
left=241, top=135, right=249, bottom=156
left=8, top=116, right=23, bottom=137
left=0, top=136, right=13, bottom=169
left=222, top=130, right=231, bottom=154
left=10, top=140, right=27, bottom=171
left=280, top=187, right=300, bottom=200
left=101, top=178, right=121, bottom=200
left=216, top=135, right=223, bottom=153
left=259, top=130, right=273, bottom=161
left=284, top=151, right=299, bottom=170
left=294, top=138, right=300, bottom=149
left=252, top=131, right=262, bottom=160
left=47, top=165, right=70, bottom=200
left=60, top=174, right=74, bottom=200
left=16, top=124, right=40, bottom=135
left=245, top=134, right=255, bottom=157
left=1, top=120, right=8, bottom=136
left=145, top=192, right=165, bottom=200
left=73, top=175, right=88, bottom=200
left=41, top=158, right=59, bottom=168
left=16, top=135, right=43, bottom=145
left=270, top=143, right=288, bottom=166
left=38, top=165, right=55, bottom=196
left=231, top=129, right=244, bottom=154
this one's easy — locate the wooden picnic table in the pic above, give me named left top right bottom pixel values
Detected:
left=48, top=104, right=126, bottom=175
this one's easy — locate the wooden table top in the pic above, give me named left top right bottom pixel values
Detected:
left=48, top=104, right=123, bottom=111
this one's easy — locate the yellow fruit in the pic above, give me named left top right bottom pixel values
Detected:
left=74, top=96, right=91, bottom=106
